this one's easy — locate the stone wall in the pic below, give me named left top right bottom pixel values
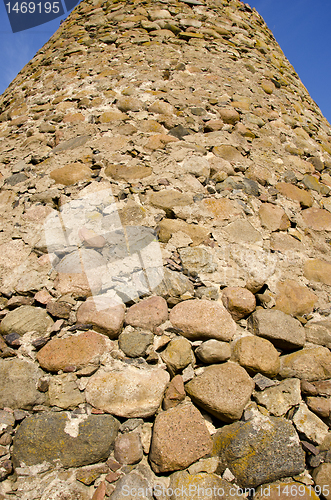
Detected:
left=1, top=0, right=331, bottom=498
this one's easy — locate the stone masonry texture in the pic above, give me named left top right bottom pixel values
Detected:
left=1, top=0, right=331, bottom=498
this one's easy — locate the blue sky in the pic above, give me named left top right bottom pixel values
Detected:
left=0, top=0, right=330, bottom=125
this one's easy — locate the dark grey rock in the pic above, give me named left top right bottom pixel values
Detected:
left=5, top=173, right=28, bottom=186
left=119, top=328, right=154, bottom=358
left=168, top=125, right=191, bottom=140
left=213, top=415, right=305, bottom=487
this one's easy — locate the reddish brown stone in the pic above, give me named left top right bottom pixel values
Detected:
left=276, top=182, right=313, bottom=208
left=37, top=330, right=109, bottom=372
left=46, top=301, right=71, bottom=319
left=169, top=299, right=236, bottom=341
left=302, top=207, right=331, bottom=231
left=114, top=432, right=143, bottom=465
left=76, top=296, right=125, bottom=338
left=149, top=403, right=212, bottom=473
left=222, top=287, right=256, bottom=320
left=125, top=296, right=168, bottom=330
left=163, top=375, right=186, bottom=410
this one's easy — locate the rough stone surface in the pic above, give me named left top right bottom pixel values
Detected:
left=76, top=296, right=125, bottom=338
left=185, top=362, right=254, bottom=422
left=48, top=373, right=85, bottom=409
left=114, top=431, right=143, bottom=465
left=170, top=299, right=236, bottom=341
left=195, top=339, right=231, bottom=364
left=169, top=471, right=244, bottom=500
left=312, top=464, right=331, bottom=500
left=37, top=331, right=109, bottom=372
left=162, top=374, right=186, bottom=410
left=0, top=305, right=53, bottom=336
left=0, top=358, right=45, bottom=409
left=118, top=328, right=154, bottom=358
left=254, top=378, right=301, bottom=416
left=12, top=412, right=119, bottom=468
left=275, top=279, right=318, bottom=316
left=292, top=403, right=329, bottom=444
left=2, top=0, right=331, bottom=495
left=304, top=319, right=331, bottom=348
left=161, top=336, right=195, bottom=375
left=85, top=364, right=170, bottom=417
left=304, top=259, right=331, bottom=286
left=125, top=296, right=168, bottom=330
left=259, top=203, right=290, bottom=231
left=248, top=308, right=305, bottom=349
left=232, top=336, right=280, bottom=377
left=149, top=403, right=212, bottom=473
left=302, top=207, right=331, bottom=231
left=213, top=415, right=305, bottom=488
left=222, top=287, right=256, bottom=321
left=280, top=347, right=331, bottom=381
left=254, top=482, right=320, bottom=500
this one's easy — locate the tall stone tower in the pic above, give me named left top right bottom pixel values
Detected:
left=1, top=0, right=331, bottom=498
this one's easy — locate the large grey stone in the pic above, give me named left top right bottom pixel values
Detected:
left=0, top=358, right=45, bottom=409
left=12, top=412, right=119, bottom=468
left=0, top=305, right=53, bottom=336
left=248, top=308, right=305, bottom=349
left=185, top=362, right=254, bottom=422
left=212, top=415, right=305, bottom=488
left=86, top=363, right=170, bottom=417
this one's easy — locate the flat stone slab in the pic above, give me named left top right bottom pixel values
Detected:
left=12, top=412, right=119, bottom=468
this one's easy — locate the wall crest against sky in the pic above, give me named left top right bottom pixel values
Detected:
left=1, top=0, right=331, bottom=498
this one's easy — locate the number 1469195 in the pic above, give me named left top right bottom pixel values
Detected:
left=6, top=2, right=60, bottom=14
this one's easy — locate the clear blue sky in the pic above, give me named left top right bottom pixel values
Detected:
left=0, top=0, right=330, bottom=125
